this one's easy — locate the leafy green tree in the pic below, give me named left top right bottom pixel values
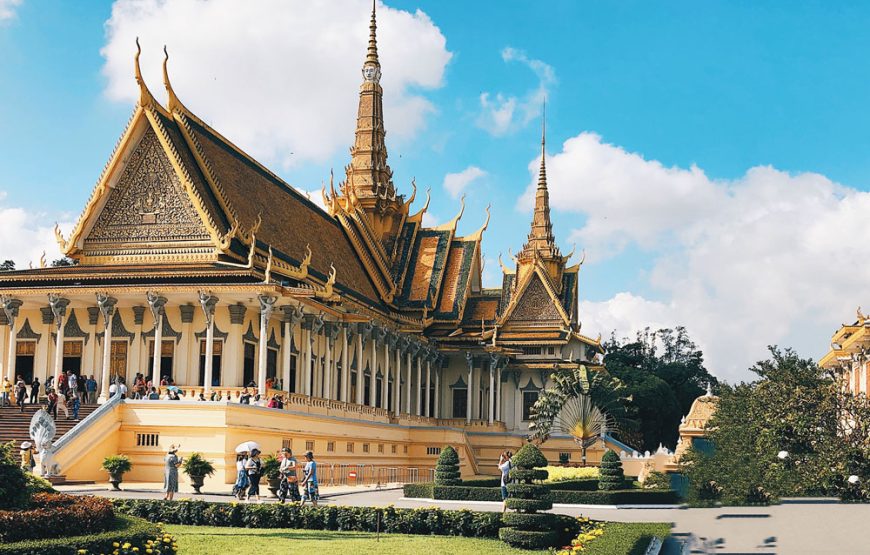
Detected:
left=604, top=327, right=717, bottom=451
left=598, top=450, right=625, bottom=490
left=0, top=260, right=14, bottom=271
left=434, top=445, right=461, bottom=486
left=499, top=443, right=558, bottom=549
left=50, top=257, right=75, bottom=267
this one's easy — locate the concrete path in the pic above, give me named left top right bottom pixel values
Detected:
left=61, top=484, right=869, bottom=554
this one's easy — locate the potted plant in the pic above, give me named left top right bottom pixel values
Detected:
left=181, top=452, right=215, bottom=494
left=262, top=454, right=281, bottom=496
left=101, top=455, right=132, bottom=491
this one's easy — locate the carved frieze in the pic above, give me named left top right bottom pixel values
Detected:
left=85, top=128, right=210, bottom=246
left=510, top=277, right=562, bottom=322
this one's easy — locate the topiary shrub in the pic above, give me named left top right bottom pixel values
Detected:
left=598, top=450, right=624, bottom=491
left=434, top=446, right=461, bottom=486
left=499, top=443, right=560, bottom=549
left=0, top=442, right=30, bottom=510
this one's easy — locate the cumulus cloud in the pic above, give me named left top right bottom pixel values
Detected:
left=101, top=0, right=451, bottom=168
left=0, top=0, right=22, bottom=22
left=522, top=132, right=870, bottom=382
left=443, top=166, right=486, bottom=198
left=0, top=193, right=69, bottom=267
left=477, top=47, right=555, bottom=136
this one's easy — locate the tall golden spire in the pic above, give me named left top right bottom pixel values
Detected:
left=520, top=102, right=560, bottom=262
left=342, top=0, right=395, bottom=204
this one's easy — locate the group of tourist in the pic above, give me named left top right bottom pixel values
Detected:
left=228, top=447, right=318, bottom=505
left=1, top=372, right=98, bottom=412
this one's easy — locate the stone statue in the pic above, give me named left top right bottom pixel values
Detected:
left=29, top=409, right=60, bottom=477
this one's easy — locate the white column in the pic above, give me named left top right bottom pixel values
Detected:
left=341, top=325, right=350, bottom=402
left=281, top=318, right=292, bottom=393
left=304, top=325, right=313, bottom=396
left=415, top=355, right=422, bottom=416
left=369, top=331, right=378, bottom=407
left=381, top=333, right=389, bottom=410
left=1, top=297, right=22, bottom=382
left=324, top=324, right=333, bottom=400
left=425, top=356, right=432, bottom=418
left=488, top=362, right=495, bottom=424
left=393, top=344, right=401, bottom=416
left=355, top=330, right=364, bottom=405
left=405, top=350, right=412, bottom=414
left=466, top=353, right=473, bottom=424
left=495, top=366, right=502, bottom=422
left=199, top=292, right=218, bottom=394
left=257, top=295, right=276, bottom=395
left=96, top=294, right=117, bottom=402
left=147, top=292, right=167, bottom=387
left=48, top=294, right=70, bottom=386
left=434, top=365, right=441, bottom=419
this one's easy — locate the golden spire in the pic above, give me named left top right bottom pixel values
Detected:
left=519, top=101, right=560, bottom=262
left=340, top=0, right=394, bottom=204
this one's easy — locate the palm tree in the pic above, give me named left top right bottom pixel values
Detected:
left=551, top=394, right=615, bottom=466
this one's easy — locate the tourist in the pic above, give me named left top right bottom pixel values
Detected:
left=232, top=453, right=249, bottom=499
left=278, top=447, right=300, bottom=503
left=197, top=393, right=206, bottom=402
left=300, top=450, right=319, bottom=507
left=118, top=380, right=128, bottom=399
left=59, top=371, right=68, bottom=396
left=68, top=371, right=77, bottom=394
left=163, top=445, right=183, bottom=501
left=1, top=376, right=11, bottom=407
left=86, top=376, right=97, bottom=404
left=44, top=374, right=54, bottom=392
left=46, top=388, right=58, bottom=419
left=108, top=380, right=118, bottom=398
left=15, top=376, right=26, bottom=413
left=71, top=390, right=80, bottom=420
left=239, top=388, right=251, bottom=405
left=29, top=377, right=40, bottom=404
left=267, top=396, right=279, bottom=409
left=147, top=387, right=160, bottom=400
left=498, top=450, right=514, bottom=513
left=244, top=449, right=263, bottom=503
left=76, top=373, right=86, bottom=400
left=58, top=391, right=70, bottom=420
left=19, top=441, right=35, bottom=473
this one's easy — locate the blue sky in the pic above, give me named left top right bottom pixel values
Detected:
left=3, top=0, right=870, bottom=381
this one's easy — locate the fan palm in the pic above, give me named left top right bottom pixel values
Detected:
left=551, top=394, right=616, bottom=466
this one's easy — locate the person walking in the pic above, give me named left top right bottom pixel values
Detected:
left=57, top=390, right=70, bottom=420
left=300, top=450, right=319, bottom=507
left=46, top=388, right=58, bottom=420
left=498, top=450, right=514, bottom=513
left=232, top=453, right=249, bottom=499
left=68, top=371, right=77, bottom=395
left=278, top=447, right=300, bottom=503
left=86, top=376, right=97, bottom=404
left=19, top=442, right=35, bottom=473
left=1, top=376, right=11, bottom=407
left=163, top=445, right=183, bottom=501
left=30, top=377, right=40, bottom=405
left=244, top=449, right=263, bottom=503
left=71, top=390, right=80, bottom=420
left=15, top=376, right=26, bottom=413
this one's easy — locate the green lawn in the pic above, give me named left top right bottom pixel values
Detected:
left=166, top=522, right=671, bottom=555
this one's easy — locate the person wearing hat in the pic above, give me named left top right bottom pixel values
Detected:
left=300, top=450, right=319, bottom=507
left=163, top=445, right=183, bottom=501
left=19, top=442, right=34, bottom=473
left=244, top=448, right=263, bottom=502
left=278, top=447, right=300, bottom=503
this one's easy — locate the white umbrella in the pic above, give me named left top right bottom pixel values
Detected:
left=235, top=441, right=261, bottom=454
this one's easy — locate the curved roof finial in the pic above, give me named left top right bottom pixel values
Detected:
left=435, top=193, right=465, bottom=232
left=162, top=45, right=185, bottom=113
left=464, top=203, right=491, bottom=241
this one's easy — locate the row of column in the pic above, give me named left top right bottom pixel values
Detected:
left=465, top=352, right=508, bottom=424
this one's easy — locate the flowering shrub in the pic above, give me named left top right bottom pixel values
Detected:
left=553, top=518, right=606, bottom=554
left=0, top=493, right=115, bottom=542
left=544, top=466, right=599, bottom=483
left=76, top=530, right=178, bottom=555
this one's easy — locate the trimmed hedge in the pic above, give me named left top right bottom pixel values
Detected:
left=0, top=515, right=156, bottom=555
left=498, top=527, right=558, bottom=550
left=113, top=499, right=503, bottom=538
left=0, top=493, right=115, bottom=543
left=501, top=511, right=557, bottom=531
left=435, top=446, right=461, bottom=486
left=598, top=450, right=625, bottom=491
left=403, top=483, right=679, bottom=505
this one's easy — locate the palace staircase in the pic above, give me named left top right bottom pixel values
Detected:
left=0, top=403, right=99, bottom=449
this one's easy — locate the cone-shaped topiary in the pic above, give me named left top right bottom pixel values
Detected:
left=499, top=443, right=559, bottom=549
left=598, top=449, right=625, bottom=490
left=434, top=445, right=461, bottom=486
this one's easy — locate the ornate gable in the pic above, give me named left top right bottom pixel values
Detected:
left=508, top=274, right=562, bottom=323
left=85, top=127, right=211, bottom=248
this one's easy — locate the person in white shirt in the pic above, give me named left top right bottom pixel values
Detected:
left=68, top=372, right=77, bottom=392
left=109, top=382, right=118, bottom=398
left=498, top=450, right=514, bottom=513
left=118, top=382, right=128, bottom=399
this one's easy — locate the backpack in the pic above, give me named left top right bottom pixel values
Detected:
left=503, top=460, right=512, bottom=484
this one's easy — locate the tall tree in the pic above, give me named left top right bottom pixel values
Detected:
left=0, top=260, right=14, bottom=271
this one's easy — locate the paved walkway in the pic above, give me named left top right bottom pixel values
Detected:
left=61, top=484, right=870, bottom=554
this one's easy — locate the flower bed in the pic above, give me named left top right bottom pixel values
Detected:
left=0, top=493, right=115, bottom=543
left=0, top=514, right=156, bottom=555
left=554, top=520, right=671, bottom=555
left=114, top=499, right=504, bottom=538
left=545, top=466, right=600, bottom=483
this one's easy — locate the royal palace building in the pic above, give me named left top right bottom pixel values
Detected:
left=0, top=6, right=615, bottom=482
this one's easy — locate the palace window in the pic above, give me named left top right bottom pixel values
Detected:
left=267, top=348, right=278, bottom=382
left=403, top=445, right=408, bottom=454
left=347, top=442, right=354, bottom=453
left=305, top=440, right=314, bottom=451
left=426, top=447, right=441, bottom=456
left=363, top=443, right=370, bottom=453
left=378, top=443, right=384, bottom=454
left=522, top=390, right=539, bottom=421
left=243, top=342, right=256, bottom=386
left=136, top=433, right=159, bottom=447
left=198, top=340, right=223, bottom=387
left=391, top=444, right=397, bottom=454
left=148, top=340, right=174, bottom=383
left=15, top=341, right=35, bottom=384
left=522, top=346, right=541, bottom=356
left=327, top=442, right=335, bottom=453
left=282, top=439, right=293, bottom=450
left=110, top=341, right=127, bottom=382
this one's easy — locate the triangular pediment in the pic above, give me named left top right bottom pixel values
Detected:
left=85, top=126, right=211, bottom=247
left=499, top=265, right=570, bottom=328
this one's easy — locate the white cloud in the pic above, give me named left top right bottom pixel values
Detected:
left=421, top=211, right=440, bottom=228
left=101, top=0, right=451, bottom=168
left=0, top=193, right=69, bottom=268
left=476, top=47, right=555, bottom=136
left=524, top=132, right=870, bottom=383
left=443, top=166, right=486, bottom=198
left=0, top=0, right=22, bottom=22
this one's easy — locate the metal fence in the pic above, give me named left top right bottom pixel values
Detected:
left=315, top=463, right=434, bottom=487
